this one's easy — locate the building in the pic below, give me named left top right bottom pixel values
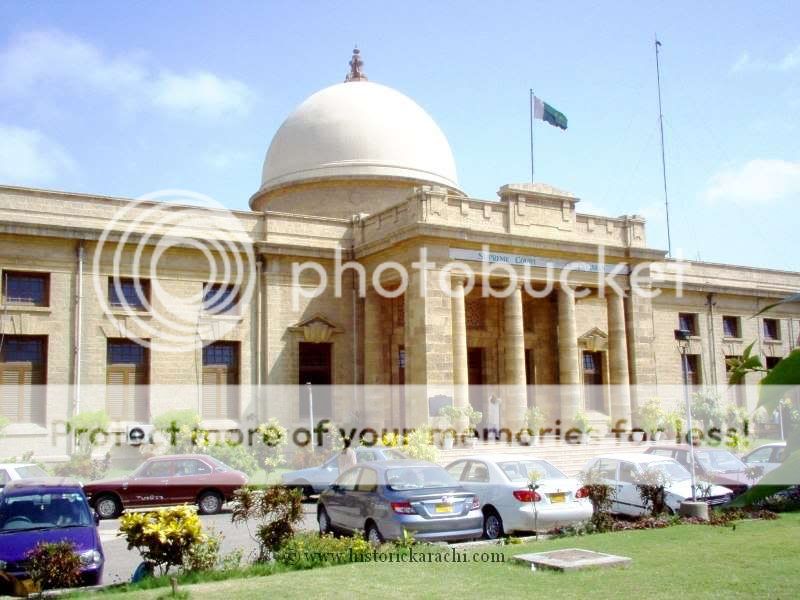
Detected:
left=1, top=49, right=798, bottom=460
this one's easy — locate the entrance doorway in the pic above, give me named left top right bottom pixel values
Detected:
left=582, top=351, right=604, bottom=412
left=467, top=348, right=485, bottom=420
left=299, top=342, right=332, bottom=419
left=525, top=348, right=535, bottom=409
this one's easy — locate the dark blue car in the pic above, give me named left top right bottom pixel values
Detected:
left=0, top=478, right=104, bottom=591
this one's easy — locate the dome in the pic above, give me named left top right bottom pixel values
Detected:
left=257, top=73, right=460, bottom=197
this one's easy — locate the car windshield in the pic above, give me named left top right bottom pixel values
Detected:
left=695, top=450, right=746, bottom=473
left=652, top=461, right=692, bottom=482
left=0, top=492, right=93, bottom=532
left=385, top=466, right=457, bottom=491
left=499, top=460, right=565, bottom=482
left=14, top=465, right=48, bottom=479
left=382, top=449, right=408, bottom=460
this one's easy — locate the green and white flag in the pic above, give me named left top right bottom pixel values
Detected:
left=532, top=95, right=568, bottom=130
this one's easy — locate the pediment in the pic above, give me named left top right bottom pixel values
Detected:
left=289, top=314, right=343, bottom=343
left=578, top=327, right=608, bottom=351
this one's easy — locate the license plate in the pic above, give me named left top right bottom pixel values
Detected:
left=435, top=503, right=453, bottom=513
left=549, top=493, right=566, bottom=504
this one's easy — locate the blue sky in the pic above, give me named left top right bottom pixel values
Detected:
left=1, top=1, right=798, bottom=270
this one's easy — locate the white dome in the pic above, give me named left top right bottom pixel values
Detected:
left=259, top=81, right=460, bottom=194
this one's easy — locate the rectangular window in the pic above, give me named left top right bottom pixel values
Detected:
left=722, top=316, right=741, bottom=338
left=682, top=354, right=701, bottom=385
left=725, top=355, right=746, bottom=406
left=678, top=313, right=698, bottom=336
left=765, top=356, right=782, bottom=369
left=202, top=283, right=239, bottom=315
left=109, top=278, right=150, bottom=310
left=106, top=339, right=149, bottom=421
left=0, top=335, right=46, bottom=424
left=763, top=318, right=780, bottom=341
left=202, top=341, right=239, bottom=419
left=2, top=272, right=49, bottom=307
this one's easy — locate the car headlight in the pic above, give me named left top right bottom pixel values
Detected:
left=79, top=550, right=103, bottom=567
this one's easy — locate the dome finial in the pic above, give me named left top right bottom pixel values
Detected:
left=345, top=46, right=367, bottom=82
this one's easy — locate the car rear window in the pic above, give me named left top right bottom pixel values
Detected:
left=385, top=466, right=457, bottom=491
left=15, top=465, right=48, bottom=479
left=0, top=492, right=93, bottom=532
left=499, top=460, right=565, bottom=482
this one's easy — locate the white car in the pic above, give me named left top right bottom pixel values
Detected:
left=581, top=453, right=733, bottom=516
left=0, top=463, right=49, bottom=487
left=445, top=454, right=592, bottom=539
left=742, top=442, right=787, bottom=475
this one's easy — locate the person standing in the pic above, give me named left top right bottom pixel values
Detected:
left=337, top=440, right=357, bottom=474
left=487, top=395, right=502, bottom=441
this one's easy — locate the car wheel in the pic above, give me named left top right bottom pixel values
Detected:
left=318, top=506, right=332, bottom=534
left=365, top=522, right=383, bottom=546
left=94, top=494, right=122, bottom=519
left=197, top=491, right=223, bottom=515
left=483, top=508, right=504, bottom=540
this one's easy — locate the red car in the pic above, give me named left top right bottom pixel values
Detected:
left=84, top=454, right=247, bottom=519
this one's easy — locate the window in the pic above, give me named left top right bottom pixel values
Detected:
left=649, top=449, right=674, bottom=458
left=202, top=341, right=239, bottom=419
left=619, top=462, right=638, bottom=484
left=106, top=339, right=149, bottom=421
left=336, top=468, right=361, bottom=491
left=464, top=461, right=490, bottom=483
left=203, top=283, right=239, bottom=315
left=141, top=461, right=172, bottom=478
left=109, top=278, right=149, bottom=310
left=678, top=313, right=698, bottom=336
left=356, top=468, right=378, bottom=493
left=2, top=272, right=49, bottom=306
left=745, top=447, right=773, bottom=464
left=726, top=355, right=746, bottom=405
left=763, top=318, right=780, bottom=341
left=765, top=356, right=782, bottom=369
left=445, top=461, right=468, bottom=481
left=0, top=335, right=46, bottom=424
left=592, top=459, right=618, bottom=481
left=173, top=459, right=212, bottom=477
left=682, top=354, right=701, bottom=385
left=722, top=316, right=741, bottom=338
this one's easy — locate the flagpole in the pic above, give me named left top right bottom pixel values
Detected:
left=529, top=89, right=535, bottom=182
left=655, top=34, right=672, bottom=257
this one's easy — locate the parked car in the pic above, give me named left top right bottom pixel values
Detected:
left=644, top=444, right=753, bottom=495
left=0, top=478, right=104, bottom=592
left=0, top=463, right=49, bottom=487
left=282, top=446, right=409, bottom=496
left=742, top=442, right=787, bottom=474
left=84, top=454, right=247, bottom=519
left=445, top=454, right=592, bottom=539
left=317, top=460, right=483, bottom=543
left=581, top=453, right=733, bottom=516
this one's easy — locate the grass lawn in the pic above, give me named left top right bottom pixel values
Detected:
left=82, top=512, right=800, bottom=600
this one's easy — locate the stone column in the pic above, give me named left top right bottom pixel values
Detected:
left=625, top=266, right=657, bottom=417
left=451, top=277, right=469, bottom=430
left=503, top=283, right=527, bottom=432
left=606, top=290, right=632, bottom=427
left=557, top=286, right=581, bottom=423
left=363, top=287, right=387, bottom=428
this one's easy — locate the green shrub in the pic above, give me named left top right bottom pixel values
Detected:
left=231, top=486, right=304, bottom=561
left=634, top=465, right=670, bottom=516
left=53, top=452, right=110, bottom=480
left=579, top=469, right=616, bottom=532
left=153, top=410, right=202, bottom=453
left=402, top=426, right=440, bottom=463
left=119, top=505, right=206, bottom=574
left=253, top=418, right=288, bottom=472
left=26, top=541, right=82, bottom=591
left=274, top=532, right=372, bottom=570
left=67, top=410, right=110, bottom=457
left=182, top=530, right=222, bottom=573
left=201, top=442, right=259, bottom=475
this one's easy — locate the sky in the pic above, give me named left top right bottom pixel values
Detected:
left=0, top=0, right=798, bottom=271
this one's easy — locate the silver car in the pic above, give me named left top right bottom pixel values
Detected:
left=742, top=442, right=787, bottom=475
left=281, top=446, right=409, bottom=496
left=445, top=454, right=592, bottom=539
left=317, top=460, right=483, bottom=544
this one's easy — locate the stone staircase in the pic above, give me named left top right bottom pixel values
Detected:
left=438, top=436, right=659, bottom=476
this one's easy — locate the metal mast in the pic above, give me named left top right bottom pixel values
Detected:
left=655, top=35, right=672, bottom=257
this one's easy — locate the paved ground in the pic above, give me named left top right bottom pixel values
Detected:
left=98, top=503, right=319, bottom=584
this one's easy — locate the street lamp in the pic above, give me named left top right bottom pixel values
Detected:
left=675, top=329, right=698, bottom=501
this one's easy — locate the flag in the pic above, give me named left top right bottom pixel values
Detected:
left=532, top=95, right=568, bottom=130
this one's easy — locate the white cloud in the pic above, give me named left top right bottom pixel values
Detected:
left=0, top=30, right=254, bottom=119
left=704, top=159, right=800, bottom=205
left=730, top=44, right=800, bottom=73
left=0, top=124, right=77, bottom=185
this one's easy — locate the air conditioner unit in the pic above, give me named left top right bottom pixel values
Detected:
left=126, top=424, right=155, bottom=446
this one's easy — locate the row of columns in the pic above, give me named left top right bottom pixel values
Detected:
left=449, top=279, right=632, bottom=429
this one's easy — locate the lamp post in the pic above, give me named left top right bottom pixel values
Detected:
left=306, top=381, right=314, bottom=451
left=675, top=329, right=698, bottom=501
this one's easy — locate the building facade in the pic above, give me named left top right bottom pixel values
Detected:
left=1, top=51, right=798, bottom=460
